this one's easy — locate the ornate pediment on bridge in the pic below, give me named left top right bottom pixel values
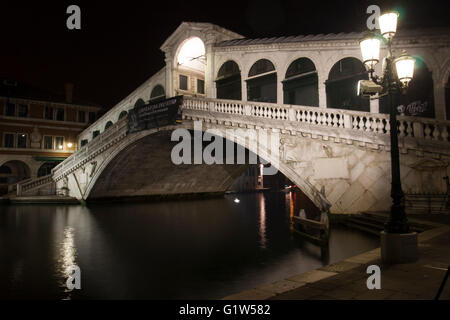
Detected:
left=160, top=22, right=243, bottom=55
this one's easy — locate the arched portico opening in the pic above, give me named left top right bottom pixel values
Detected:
left=247, top=59, right=277, bottom=103
left=0, top=160, right=31, bottom=194
left=150, top=85, right=166, bottom=103
left=175, top=37, right=206, bottom=97
left=283, top=58, right=318, bottom=106
left=380, top=57, right=435, bottom=118
left=326, top=57, right=369, bottom=111
left=118, top=111, right=128, bottom=121
left=105, top=121, right=113, bottom=131
left=216, top=61, right=242, bottom=100
left=135, top=99, right=146, bottom=108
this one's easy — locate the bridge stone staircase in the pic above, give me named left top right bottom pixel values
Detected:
left=344, top=212, right=437, bottom=236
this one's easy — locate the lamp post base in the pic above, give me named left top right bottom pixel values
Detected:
left=381, top=231, right=419, bottom=264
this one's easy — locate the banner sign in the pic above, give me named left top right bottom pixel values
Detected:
left=127, top=96, right=183, bottom=134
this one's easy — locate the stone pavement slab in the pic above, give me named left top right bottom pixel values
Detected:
left=222, top=224, right=450, bottom=300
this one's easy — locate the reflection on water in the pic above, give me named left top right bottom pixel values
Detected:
left=59, top=227, right=77, bottom=281
left=0, top=192, right=379, bottom=299
left=258, top=194, right=267, bottom=249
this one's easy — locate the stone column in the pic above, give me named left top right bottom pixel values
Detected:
left=277, top=73, right=283, bottom=105
left=318, top=71, right=327, bottom=108
left=434, top=84, right=446, bottom=120
left=205, top=33, right=216, bottom=99
left=164, top=51, right=174, bottom=98
left=370, top=98, right=379, bottom=113
left=242, top=77, right=247, bottom=101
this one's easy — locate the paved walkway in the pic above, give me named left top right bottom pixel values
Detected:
left=223, top=225, right=450, bottom=300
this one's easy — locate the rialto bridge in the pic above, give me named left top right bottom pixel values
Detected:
left=14, top=22, right=450, bottom=214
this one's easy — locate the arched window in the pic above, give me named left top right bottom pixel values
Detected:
left=283, top=58, right=318, bottom=106
left=326, top=57, right=369, bottom=111
left=247, top=59, right=277, bottom=103
left=134, top=99, right=145, bottom=108
left=105, top=121, right=113, bottom=131
left=216, top=61, right=242, bottom=100
left=93, top=130, right=100, bottom=139
left=150, top=85, right=165, bottom=103
left=118, top=111, right=128, bottom=120
left=380, top=57, right=435, bottom=118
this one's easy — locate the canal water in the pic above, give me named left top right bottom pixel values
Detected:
left=0, top=192, right=378, bottom=300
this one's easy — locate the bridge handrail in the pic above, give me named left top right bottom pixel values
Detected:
left=16, top=174, right=53, bottom=195
left=52, top=118, right=128, bottom=178
left=183, top=96, right=450, bottom=142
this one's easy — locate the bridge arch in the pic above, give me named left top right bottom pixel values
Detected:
left=80, top=123, right=329, bottom=212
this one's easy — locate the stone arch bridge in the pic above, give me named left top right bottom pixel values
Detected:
left=13, top=22, right=450, bottom=214
left=17, top=96, right=450, bottom=214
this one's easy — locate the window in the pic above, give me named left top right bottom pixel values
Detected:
left=179, top=75, right=188, bottom=91
left=17, top=134, right=27, bottom=148
left=43, top=136, right=53, bottom=150
left=93, top=130, right=100, bottom=139
left=44, top=106, right=54, bottom=120
left=17, top=104, right=28, bottom=117
left=105, top=121, right=113, bottom=130
left=197, top=79, right=205, bottom=94
left=56, top=108, right=65, bottom=121
left=78, top=111, right=86, bottom=123
left=80, top=139, right=88, bottom=147
left=55, top=137, right=64, bottom=150
left=89, top=112, right=96, bottom=123
left=5, top=102, right=15, bottom=116
left=3, top=133, right=14, bottom=148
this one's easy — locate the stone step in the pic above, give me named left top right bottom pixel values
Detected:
left=361, top=212, right=435, bottom=230
left=350, top=213, right=428, bottom=233
left=345, top=222, right=381, bottom=236
left=347, top=217, right=384, bottom=230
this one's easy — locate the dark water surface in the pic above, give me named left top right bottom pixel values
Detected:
left=0, top=192, right=378, bottom=299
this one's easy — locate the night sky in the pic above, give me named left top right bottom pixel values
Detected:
left=1, top=0, right=448, bottom=110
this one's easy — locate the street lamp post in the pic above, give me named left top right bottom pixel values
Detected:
left=359, top=12, right=418, bottom=263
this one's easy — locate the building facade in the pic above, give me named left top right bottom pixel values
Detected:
left=0, top=80, right=102, bottom=194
